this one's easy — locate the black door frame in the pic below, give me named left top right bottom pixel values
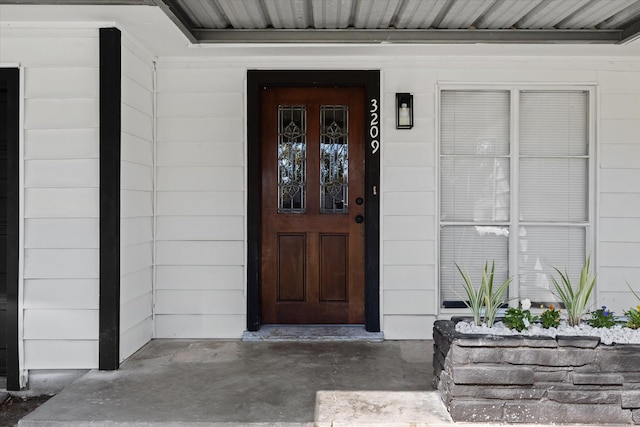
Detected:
left=246, top=70, right=381, bottom=332
left=1, top=67, right=20, bottom=390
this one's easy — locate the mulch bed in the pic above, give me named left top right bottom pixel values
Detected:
left=0, top=395, right=52, bottom=427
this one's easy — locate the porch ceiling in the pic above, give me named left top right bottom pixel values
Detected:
left=156, top=0, right=640, bottom=44
left=4, top=0, right=640, bottom=45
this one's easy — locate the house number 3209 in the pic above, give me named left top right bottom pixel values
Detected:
left=369, top=98, right=380, bottom=155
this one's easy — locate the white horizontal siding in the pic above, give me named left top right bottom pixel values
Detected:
left=120, top=242, right=153, bottom=276
left=25, top=188, right=99, bottom=218
left=25, top=67, right=99, bottom=99
left=24, top=249, right=99, bottom=279
left=156, top=192, right=244, bottom=216
left=23, top=279, right=99, bottom=310
left=121, top=267, right=153, bottom=303
left=156, top=241, right=243, bottom=265
left=383, top=167, right=434, bottom=192
left=24, top=98, right=99, bottom=129
left=382, top=192, right=435, bottom=216
left=156, top=93, right=242, bottom=118
left=25, top=128, right=99, bottom=160
left=384, top=290, right=435, bottom=315
left=382, top=143, right=434, bottom=167
left=6, top=30, right=639, bottom=354
left=122, top=132, right=153, bottom=166
left=120, top=319, right=152, bottom=360
left=121, top=217, right=153, bottom=247
left=121, top=293, right=152, bottom=333
left=121, top=189, right=153, bottom=218
left=0, top=31, right=99, bottom=67
left=25, top=159, right=99, bottom=188
left=155, top=266, right=243, bottom=290
left=156, top=68, right=245, bottom=93
left=24, top=341, right=98, bottom=369
left=598, top=68, right=640, bottom=314
left=600, top=144, right=640, bottom=169
left=156, top=167, right=244, bottom=191
left=24, top=310, right=98, bottom=340
left=600, top=194, right=640, bottom=218
left=155, top=65, right=246, bottom=339
left=119, top=37, right=155, bottom=362
left=600, top=119, right=640, bottom=144
left=11, top=28, right=102, bottom=369
left=122, top=103, right=153, bottom=141
left=25, top=218, right=98, bottom=248
left=156, top=143, right=243, bottom=166
left=156, top=216, right=243, bottom=241
left=381, top=315, right=435, bottom=340
left=155, top=290, right=244, bottom=315
left=155, top=314, right=245, bottom=339
left=156, top=117, right=243, bottom=142
left=383, top=216, right=435, bottom=241
left=383, top=265, right=436, bottom=290
left=383, top=241, right=435, bottom=266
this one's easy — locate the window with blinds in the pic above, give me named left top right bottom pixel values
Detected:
left=440, top=88, right=591, bottom=308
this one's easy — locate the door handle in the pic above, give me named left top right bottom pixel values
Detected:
left=355, top=215, right=364, bottom=224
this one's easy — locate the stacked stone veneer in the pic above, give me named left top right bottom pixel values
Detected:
left=434, top=320, right=640, bottom=424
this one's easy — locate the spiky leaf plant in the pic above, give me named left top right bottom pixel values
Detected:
left=455, top=263, right=485, bottom=326
left=551, top=255, right=596, bottom=327
left=481, top=261, right=512, bottom=326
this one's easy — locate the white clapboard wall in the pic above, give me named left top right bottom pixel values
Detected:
left=3, top=22, right=640, bottom=363
left=119, top=35, right=154, bottom=362
left=155, top=65, right=246, bottom=338
left=4, top=28, right=101, bottom=369
left=155, top=56, right=640, bottom=340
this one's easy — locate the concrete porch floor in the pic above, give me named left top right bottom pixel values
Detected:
left=19, top=339, right=460, bottom=426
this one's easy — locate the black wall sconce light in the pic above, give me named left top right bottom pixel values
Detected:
left=396, top=93, right=413, bottom=129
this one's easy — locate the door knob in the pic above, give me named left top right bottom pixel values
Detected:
left=355, top=215, right=364, bottom=223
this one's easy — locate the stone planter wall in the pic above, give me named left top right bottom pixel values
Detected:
left=434, top=320, right=640, bottom=424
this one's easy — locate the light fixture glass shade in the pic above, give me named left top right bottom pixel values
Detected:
left=396, top=93, right=413, bottom=129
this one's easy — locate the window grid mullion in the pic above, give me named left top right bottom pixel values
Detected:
left=510, top=89, right=520, bottom=307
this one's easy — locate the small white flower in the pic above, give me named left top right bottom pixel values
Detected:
left=523, top=317, right=530, bottom=328
left=521, top=299, right=532, bottom=311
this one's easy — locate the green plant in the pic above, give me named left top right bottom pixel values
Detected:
left=551, top=255, right=596, bottom=327
left=481, top=261, right=512, bottom=326
left=587, top=306, right=616, bottom=328
left=625, top=306, right=640, bottom=329
left=503, top=299, right=538, bottom=332
left=540, top=304, right=561, bottom=329
left=455, top=263, right=485, bottom=326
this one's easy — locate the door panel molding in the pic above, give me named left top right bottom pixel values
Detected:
left=246, top=70, right=381, bottom=332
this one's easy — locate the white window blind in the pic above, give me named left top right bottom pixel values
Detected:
left=518, top=226, right=586, bottom=303
left=440, top=88, right=591, bottom=308
left=441, top=91, right=510, bottom=156
left=440, top=226, right=509, bottom=306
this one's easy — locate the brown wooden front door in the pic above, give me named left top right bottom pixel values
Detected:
left=261, top=87, right=365, bottom=324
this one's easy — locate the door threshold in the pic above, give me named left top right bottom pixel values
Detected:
left=242, top=325, right=383, bottom=342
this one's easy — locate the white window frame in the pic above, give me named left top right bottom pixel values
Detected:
left=436, top=83, right=597, bottom=315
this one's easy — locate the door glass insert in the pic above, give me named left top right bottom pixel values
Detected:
left=278, top=106, right=306, bottom=213
left=320, top=105, right=348, bottom=213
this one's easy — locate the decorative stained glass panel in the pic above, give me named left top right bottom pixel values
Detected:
left=320, top=106, right=348, bottom=213
left=278, top=106, right=306, bottom=213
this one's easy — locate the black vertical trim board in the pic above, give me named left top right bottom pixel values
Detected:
left=246, top=70, right=381, bottom=332
left=1, top=68, right=20, bottom=390
left=99, top=28, right=121, bottom=370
